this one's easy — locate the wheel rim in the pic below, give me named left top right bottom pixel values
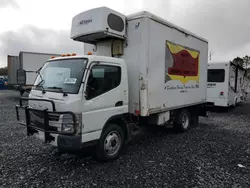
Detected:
left=182, top=113, right=189, bottom=129
left=104, top=131, right=121, bottom=156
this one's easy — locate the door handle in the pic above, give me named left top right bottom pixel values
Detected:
left=115, top=101, right=123, bottom=107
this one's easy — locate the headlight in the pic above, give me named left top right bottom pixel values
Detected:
left=61, top=113, right=82, bottom=134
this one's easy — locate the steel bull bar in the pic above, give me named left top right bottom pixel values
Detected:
left=16, top=97, right=82, bottom=151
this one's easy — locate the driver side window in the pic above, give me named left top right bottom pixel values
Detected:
left=86, top=64, right=121, bottom=100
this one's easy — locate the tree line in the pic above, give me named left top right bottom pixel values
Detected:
left=0, top=67, right=7, bottom=76
left=230, top=56, right=250, bottom=79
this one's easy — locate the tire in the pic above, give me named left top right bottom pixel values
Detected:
left=95, top=124, right=125, bottom=161
left=174, top=109, right=191, bottom=132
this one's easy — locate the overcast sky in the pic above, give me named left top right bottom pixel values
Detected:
left=0, top=0, right=250, bottom=67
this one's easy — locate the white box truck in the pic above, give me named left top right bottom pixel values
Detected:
left=15, top=52, right=60, bottom=95
left=207, top=62, right=246, bottom=107
left=16, top=7, right=209, bottom=161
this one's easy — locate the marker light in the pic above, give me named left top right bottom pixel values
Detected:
left=87, top=52, right=93, bottom=55
left=72, top=53, right=76, bottom=56
left=220, top=91, right=224, bottom=95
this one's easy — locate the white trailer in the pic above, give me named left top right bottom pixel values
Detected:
left=16, top=7, right=209, bottom=161
left=16, top=52, right=60, bottom=95
left=207, top=62, right=246, bottom=107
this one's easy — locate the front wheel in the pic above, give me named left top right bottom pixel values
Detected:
left=96, top=124, right=124, bottom=161
left=174, top=109, right=191, bottom=132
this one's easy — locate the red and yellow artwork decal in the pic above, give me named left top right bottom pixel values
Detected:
left=166, top=41, right=199, bottom=84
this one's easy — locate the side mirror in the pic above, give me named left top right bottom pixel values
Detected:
left=17, top=69, right=26, bottom=85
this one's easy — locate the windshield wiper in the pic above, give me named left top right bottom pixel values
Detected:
left=36, top=83, right=46, bottom=94
left=47, top=86, right=68, bottom=97
left=35, top=72, right=46, bottom=94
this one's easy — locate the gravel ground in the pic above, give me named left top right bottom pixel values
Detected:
left=0, top=90, right=250, bottom=188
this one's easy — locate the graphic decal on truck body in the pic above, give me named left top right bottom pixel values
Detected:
left=165, top=41, right=200, bottom=85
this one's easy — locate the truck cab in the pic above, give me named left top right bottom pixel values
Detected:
left=17, top=54, right=129, bottom=161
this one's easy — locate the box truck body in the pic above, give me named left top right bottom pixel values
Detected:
left=207, top=62, right=246, bottom=107
left=83, top=11, right=208, bottom=115
left=16, top=7, right=209, bottom=161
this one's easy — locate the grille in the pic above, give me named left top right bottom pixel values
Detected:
left=32, top=111, right=60, bottom=121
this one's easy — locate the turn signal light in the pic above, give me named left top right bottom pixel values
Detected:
left=87, top=52, right=93, bottom=55
left=61, top=53, right=77, bottom=57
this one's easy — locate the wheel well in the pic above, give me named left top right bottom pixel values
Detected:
left=102, top=116, right=129, bottom=141
left=173, top=104, right=205, bottom=117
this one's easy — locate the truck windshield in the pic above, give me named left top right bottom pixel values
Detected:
left=34, top=58, right=88, bottom=94
left=207, top=69, right=225, bottom=83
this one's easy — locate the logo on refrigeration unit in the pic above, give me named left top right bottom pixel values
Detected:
left=165, top=41, right=200, bottom=84
left=78, top=19, right=92, bottom=26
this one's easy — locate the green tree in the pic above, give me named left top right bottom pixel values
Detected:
left=231, top=56, right=250, bottom=79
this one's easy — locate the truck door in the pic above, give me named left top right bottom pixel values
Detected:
left=228, top=64, right=237, bottom=105
left=81, top=62, right=128, bottom=142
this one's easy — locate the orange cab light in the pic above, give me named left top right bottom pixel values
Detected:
left=51, top=56, right=55, bottom=59
left=72, top=53, right=76, bottom=56
left=87, top=52, right=93, bottom=55
left=61, top=54, right=65, bottom=57
left=66, top=54, right=71, bottom=56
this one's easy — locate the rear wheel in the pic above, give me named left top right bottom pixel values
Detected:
left=96, top=124, right=124, bottom=161
left=174, top=109, right=191, bottom=132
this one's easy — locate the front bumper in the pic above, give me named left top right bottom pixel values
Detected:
left=16, top=97, right=82, bottom=151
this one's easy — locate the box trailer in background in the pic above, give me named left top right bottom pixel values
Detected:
left=7, top=55, right=20, bottom=87
left=16, top=7, right=209, bottom=161
left=207, top=62, right=246, bottom=107
left=16, top=52, right=60, bottom=95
